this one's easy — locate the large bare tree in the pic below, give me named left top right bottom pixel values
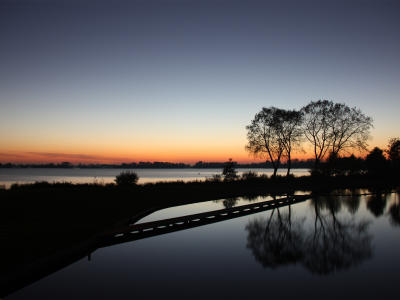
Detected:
left=245, top=107, right=284, bottom=176
left=301, top=100, right=373, bottom=173
left=330, top=103, right=373, bottom=156
left=274, top=109, right=304, bottom=176
left=301, top=100, right=334, bottom=172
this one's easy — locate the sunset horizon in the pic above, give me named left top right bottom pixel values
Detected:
left=0, top=146, right=382, bottom=166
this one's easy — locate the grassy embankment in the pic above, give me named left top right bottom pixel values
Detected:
left=1, top=173, right=399, bottom=278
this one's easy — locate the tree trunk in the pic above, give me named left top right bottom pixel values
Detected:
left=313, top=158, right=321, bottom=175
left=286, top=154, right=291, bottom=176
left=273, top=166, right=278, bottom=176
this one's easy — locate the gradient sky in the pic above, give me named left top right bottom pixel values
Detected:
left=1, top=0, right=399, bottom=164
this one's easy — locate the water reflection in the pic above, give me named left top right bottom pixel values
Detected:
left=6, top=193, right=400, bottom=299
left=213, top=197, right=239, bottom=208
left=246, top=197, right=374, bottom=275
left=388, top=194, right=400, bottom=227
left=342, top=195, right=361, bottom=214
left=245, top=206, right=305, bottom=269
left=367, top=193, right=388, bottom=217
left=214, top=191, right=299, bottom=209
left=222, top=197, right=239, bottom=209
left=241, top=194, right=260, bottom=202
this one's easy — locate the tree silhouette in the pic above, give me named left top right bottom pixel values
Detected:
left=222, top=158, right=238, bottom=181
left=245, top=107, right=284, bottom=176
left=385, top=138, right=400, bottom=161
left=329, top=102, right=373, bottom=157
left=386, top=138, right=400, bottom=174
left=273, top=109, right=304, bottom=176
left=301, top=100, right=334, bottom=173
left=301, top=100, right=373, bottom=174
left=366, top=147, right=388, bottom=176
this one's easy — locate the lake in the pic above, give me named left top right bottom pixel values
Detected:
left=0, top=168, right=310, bottom=188
left=6, top=190, right=400, bottom=299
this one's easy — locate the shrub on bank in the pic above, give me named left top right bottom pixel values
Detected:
left=114, top=171, right=139, bottom=187
left=8, top=179, right=114, bottom=190
left=241, top=171, right=259, bottom=180
left=205, top=174, right=223, bottom=184
left=10, top=181, right=74, bottom=190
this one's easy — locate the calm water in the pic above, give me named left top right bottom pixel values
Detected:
left=0, top=168, right=309, bottom=188
left=7, top=191, right=400, bottom=299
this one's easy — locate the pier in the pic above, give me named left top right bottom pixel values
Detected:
left=99, top=195, right=310, bottom=247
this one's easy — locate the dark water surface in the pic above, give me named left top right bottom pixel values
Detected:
left=7, top=191, right=400, bottom=299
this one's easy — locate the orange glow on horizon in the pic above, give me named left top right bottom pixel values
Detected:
left=0, top=132, right=389, bottom=165
left=0, top=147, right=384, bottom=166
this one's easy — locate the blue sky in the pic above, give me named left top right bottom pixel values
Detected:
left=1, top=0, right=399, bottom=164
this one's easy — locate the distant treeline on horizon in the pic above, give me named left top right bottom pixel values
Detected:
left=0, top=157, right=368, bottom=170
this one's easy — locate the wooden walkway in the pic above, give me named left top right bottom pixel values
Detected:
left=99, top=195, right=310, bottom=247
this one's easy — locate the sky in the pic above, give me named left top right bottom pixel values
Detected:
left=1, top=0, right=399, bottom=165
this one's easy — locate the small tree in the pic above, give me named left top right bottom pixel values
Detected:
left=342, top=154, right=362, bottom=176
left=385, top=137, right=400, bottom=175
left=60, top=162, right=73, bottom=168
left=115, top=171, right=139, bottom=186
left=222, top=158, right=238, bottom=182
left=366, top=147, right=388, bottom=176
left=386, top=137, right=400, bottom=162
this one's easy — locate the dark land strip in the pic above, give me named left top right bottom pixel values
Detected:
left=0, top=175, right=399, bottom=297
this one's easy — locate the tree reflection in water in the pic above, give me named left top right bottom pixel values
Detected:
left=366, top=193, right=387, bottom=217
left=245, top=206, right=305, bottom=269
left=246, top=197, right=373, bottom=275
left=241, top=195, right=259, bottom=203
left=213, top=197, right=239, bottom=209
left=342, top=196, right=361, bottom=215
left=214, top=191, right=297, bottom=209
left=388, top=193, right=400, bottom=227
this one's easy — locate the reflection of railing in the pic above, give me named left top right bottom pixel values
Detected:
left=99, top=195, right=310, bottom=248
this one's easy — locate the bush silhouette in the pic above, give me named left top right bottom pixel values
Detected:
left=366, top=147, right=388, bottom=176
left=241, top=171, right=259, bottom=180
left=205, top=174, right=223, bottom=183
left=222, top=158, right=239, bottom=181
left=114, top=171, right=139, bottom=186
